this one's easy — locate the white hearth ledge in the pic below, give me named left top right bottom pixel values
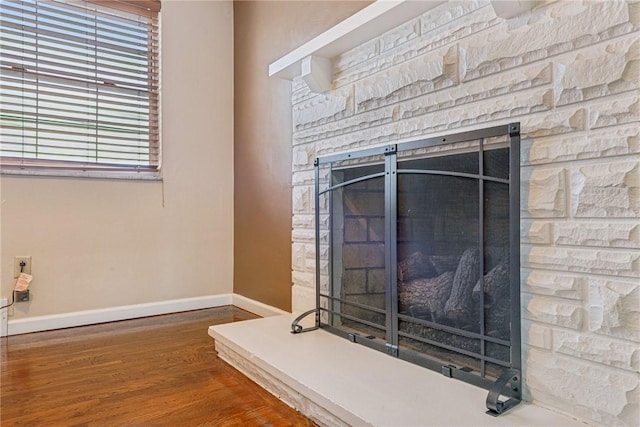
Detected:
left=209, top=315, right=585, bottom=427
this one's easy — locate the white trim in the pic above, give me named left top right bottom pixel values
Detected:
left=268, top=0, right=445, bottom=79
left=232, top=294, right=289, bottom=318
left=7, top=294, right=233, bottom=336
left=5, top=294, right=289, bottom=336
left=1, top=168, right=162, bottom=181
left=0, top=298, right=8, bottom=337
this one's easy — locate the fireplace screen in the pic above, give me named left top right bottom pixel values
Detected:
left=292, top=123, right=522, bottom=415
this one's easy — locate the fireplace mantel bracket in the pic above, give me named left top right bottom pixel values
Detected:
left=291, top=308, right=320, bottom=334
left=485, top=369, right=522, bottom=416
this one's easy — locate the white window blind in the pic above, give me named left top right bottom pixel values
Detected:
left=0, top=0, right=160, bottom=178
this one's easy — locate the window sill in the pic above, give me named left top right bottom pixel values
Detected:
left=0, top=168, right=162, bottom=181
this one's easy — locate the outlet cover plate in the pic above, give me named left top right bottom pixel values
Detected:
left=13, top=256, right=31, bottom=278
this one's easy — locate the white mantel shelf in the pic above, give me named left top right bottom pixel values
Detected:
left=268, top=0, right=539, bottom=82
left=268, top=0, right=445, bottom=80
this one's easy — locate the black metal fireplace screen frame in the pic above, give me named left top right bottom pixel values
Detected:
left=292, top=123, right=522, bottom=416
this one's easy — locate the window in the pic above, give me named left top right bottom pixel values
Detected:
left=0, top=0, right=160, bottom=179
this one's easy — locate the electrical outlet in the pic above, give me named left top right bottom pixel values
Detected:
left=13, top=256, right=31, bottom=278
left=15, top=290, right=30, bottom=303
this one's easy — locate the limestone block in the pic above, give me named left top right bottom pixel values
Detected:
left=460, top=1, right=633, bottom=81
left=421, top=0, right=490, bottom=35
left=293, top=87, right=353, bottom=130
left=293, top=87, right=313, bottom=107
left=553, top=329, right=639, bottom=371
left=314, top=133, right=389, bottom=158
left=555, top=222, right=640, bottom=248
left=319, top=274, right=329, bottom=292
left=555, top=36, right=639, bottom=106
left=292, top=170, right=315, bottom=186
left=525, top=348, right=639, bottom=427
left=522, top=319, right=553, bottom=349
left=380, top=17, right=421, bottom=53
left=292, top=77, right=313, bottom=105
left=522, top=269, right=584, bottom=299
left=334, top=38, right=379, bottom=75
left=293, top=270, right=315, bottom=289
left=293, top=185, right=312, bottom=214
left=306, top=244, right=329, bottom=267
left=390, top=61, right=552, bottom=118
left=214, top=343, right=307, bottom=411
left=292, top=228, right=315, bottom=244
left=299, top=83, right=554, bottom=148
left=589, top=92, right=640, bottom=129
left=570, top=160, right=640, bottom=217
left=292, top=143, right=315, bottom=169
left=293, top=284, right=316, bottom=313
left=520, top=108, right=587, bottom=138
left=521, top=220, right=553, bottom=244
left=304, top=242, right=315, bottom=261
left=292, top=77, right=306, bottom=93
left=355, top=47, right=458, bottom=113
left=292, top=214, right=314, bottom=229
left=305, top=399, right=351, bottom=427
left=526, top=246, right=640, bottom=278
left=589, top=278, right=640, bottom=343
left=522, top=293, right=582, bottom=329
left=315, top=214, right=329, bottom=231
left=525, top=125, right=640, bottom=165
left=420, top=6, right=500, bottom=58
left=294, top=107, right=391, bottom=146
left=292, top=243, right=306, bottom=270
left=522, top=167, right=567, bottom=218
left=305, top=254, right=316, bottom=274
left=314, top=259, right=329, bottom=276
left=333, top=3, right=498, bottom=88
left=392, top=86, right=553, bottom=138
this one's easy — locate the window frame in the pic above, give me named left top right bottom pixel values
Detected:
left=0, top=0, right=161, bottom=180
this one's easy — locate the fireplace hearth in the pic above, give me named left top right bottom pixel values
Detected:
left=292, top=123, right=522, bottom=416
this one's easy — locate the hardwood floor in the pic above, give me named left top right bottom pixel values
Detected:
left=0, top=306, right=315, bottom=426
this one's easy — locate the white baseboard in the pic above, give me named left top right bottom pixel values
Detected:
left=1, top=298, right=7, bottom=337
left=7, top=294, right=233, bottom=336
left=232, top=294, right=289, bottom=317
left=5, top=293, right=290, bottom=336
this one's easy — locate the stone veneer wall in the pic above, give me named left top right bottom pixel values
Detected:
left=289, top=1, right=639, bottom=425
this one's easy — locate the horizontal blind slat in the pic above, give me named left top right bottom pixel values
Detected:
left=2, top=3, right=156, bottom=44
left=0, top=73, right=159, bottom=103
left=0, top=39, right=159, bottom=71
left=1, top=20, right=153, bottom=57
left=1, top=53, right=154, bottom=86
left=3, top=0, right=160, bottom=31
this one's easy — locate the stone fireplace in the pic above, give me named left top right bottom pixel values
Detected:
left=293, top=123, right=522, bottom=413
left=289, top=1, right=639, bottom=426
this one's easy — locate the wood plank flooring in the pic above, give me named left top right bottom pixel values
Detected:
left=0, top=306, right=315, bottom=426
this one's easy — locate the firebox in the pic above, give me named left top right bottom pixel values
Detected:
left=292, top=123, right=522, bottom=416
